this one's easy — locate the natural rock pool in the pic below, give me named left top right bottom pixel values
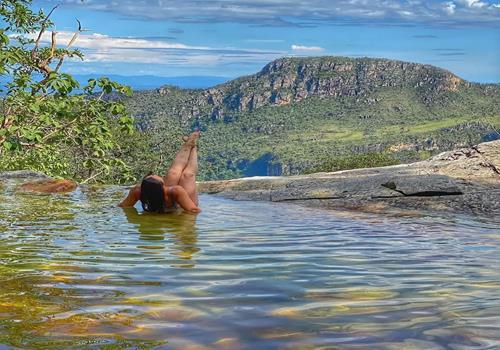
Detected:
left=1, top=185, right=499, bottom=349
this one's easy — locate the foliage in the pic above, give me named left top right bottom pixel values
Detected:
left=0, top=0, right=136, bottom=183
left=125, top=80, right=500, bottom=180
left=3, top=1, right=497, bottom=183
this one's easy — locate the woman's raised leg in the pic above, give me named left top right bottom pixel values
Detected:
left=164, top=131, right=199, bottom=186
left=178, top=145, right=199, bottom=205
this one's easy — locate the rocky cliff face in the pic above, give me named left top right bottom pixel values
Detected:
left=156, top=56, right=466, bottom=121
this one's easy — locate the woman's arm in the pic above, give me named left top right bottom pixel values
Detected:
left=118, top=185, right=141, bottom=207
left=171, top=186, right=201, bottom=214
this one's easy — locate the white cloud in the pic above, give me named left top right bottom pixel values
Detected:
left=25, top=31, right=285, bottom=66
left=398, top=10, right=414, bottom=16
left=444, top=1, right=457, bottom=14
left=31, top=31, right=207, bottom=51
left=458, top=0, right=487, bottom=7
left=54, top=0, right=500, bottom=27
left=291, top=45, right=325, bottom=53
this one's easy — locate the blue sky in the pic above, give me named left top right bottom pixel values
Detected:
left=32, top=0, right=500, bottom=82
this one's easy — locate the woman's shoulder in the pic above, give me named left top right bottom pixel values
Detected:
left=118, top=184, right=141, bottom=207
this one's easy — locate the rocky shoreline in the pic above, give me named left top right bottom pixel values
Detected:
left=198, top=140, right=500, bottom=215
left=1, top=140, right=499, bottom=215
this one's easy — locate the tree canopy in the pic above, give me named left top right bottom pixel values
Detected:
left=0, top=0, right=136, bottom=183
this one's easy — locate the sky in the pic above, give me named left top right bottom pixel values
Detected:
left=29, top=0, right=500, bottom=82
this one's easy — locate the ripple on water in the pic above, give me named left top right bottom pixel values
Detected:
left=0, top=187, right=499, bottom=349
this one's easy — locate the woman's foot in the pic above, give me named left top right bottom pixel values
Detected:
left=185, top=131, right=200, bottom=147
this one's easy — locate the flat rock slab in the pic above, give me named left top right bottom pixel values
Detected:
left=18, top=179, right=78, bottom=193
left=277, top=174, right=463, bottom=202
left=200, top=173, right=463, bottom=201
left=199, top=140, right=500, bottom=215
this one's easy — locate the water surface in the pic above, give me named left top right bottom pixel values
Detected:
left=1, top=185, right=499, bottom=349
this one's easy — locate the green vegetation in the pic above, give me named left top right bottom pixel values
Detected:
left=125, top=80, right=499, bottom=180
left=0, top=0, right=136, bottom=183
left=1, top=1, right=499, bottom=183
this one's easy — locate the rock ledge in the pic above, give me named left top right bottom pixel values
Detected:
left=198, top=140, right=500, bottom=215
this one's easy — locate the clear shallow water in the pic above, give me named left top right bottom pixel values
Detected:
left=0, top=185, right=500, bottom=350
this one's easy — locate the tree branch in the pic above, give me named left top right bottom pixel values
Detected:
left=42, top=117, right=79, bottom=142
left=55, top=20, right=83, bottom=73
left=81, top=170, right=104, bottom=184
left=54, top=57, right=65, bottom=73
left=50, top=31, right=57, bottom=57
left=37, top=31, right=57, bottom=74
left=31, top=5, right=59, bottom=60
left=0, top=106, right=14, bottom=144
left=20, top=142, right=43, bottom=149
left=67, top=19, right=82, bottom=48
left=33, top=18, right=83, bottom=91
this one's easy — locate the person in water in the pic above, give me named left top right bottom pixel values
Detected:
left=118, top=131, right=201, bottom=214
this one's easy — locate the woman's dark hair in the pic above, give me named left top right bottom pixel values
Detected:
left=140, top=175, right=166, bottom=213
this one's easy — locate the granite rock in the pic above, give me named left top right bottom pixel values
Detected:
left=198, top=140, right=500, bottom=215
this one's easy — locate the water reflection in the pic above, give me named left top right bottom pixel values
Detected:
left=1, top=187, right=500, bottom=349
left=122, top=207, right=200, bottom=266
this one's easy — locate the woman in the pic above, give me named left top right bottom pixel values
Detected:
left=118, top=131, right=201, bottom=214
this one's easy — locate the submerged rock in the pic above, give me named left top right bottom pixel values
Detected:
left=199, top=140, right=500, bottom=215
left=18, top=179, right=77, bottom=193
left=0, top=170, right=77, bottom=193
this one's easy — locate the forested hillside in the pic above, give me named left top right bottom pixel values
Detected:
left=124, top=56, right=500, bottom=180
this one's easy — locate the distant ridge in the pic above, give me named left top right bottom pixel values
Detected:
left=72, top=74, right=230, bottom=90
left=128, top=55, right=498, bottom=123
left=0, top=74, right=230, bottom=92
left=122, top=56, right=500, bottom=180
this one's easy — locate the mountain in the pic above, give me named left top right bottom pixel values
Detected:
left=124, top=56, right=500, bottom=180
